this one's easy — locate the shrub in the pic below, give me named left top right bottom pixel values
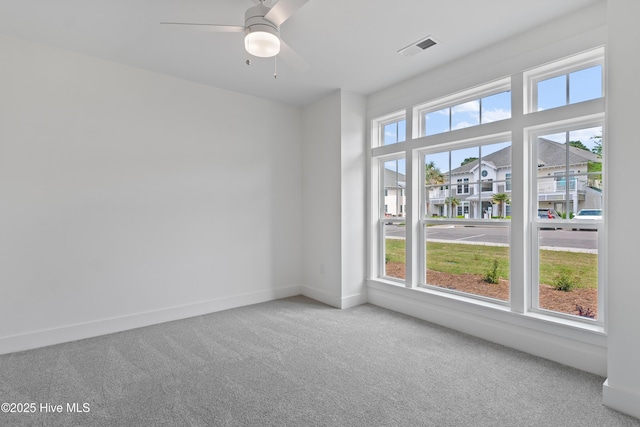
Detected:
left=484, top=259, right=500, bottom=284
left=554, top=270, right=578, bottom=292
left=385, top=253, right=391, bottom=264
left=576, top=304, right=596, bottom=319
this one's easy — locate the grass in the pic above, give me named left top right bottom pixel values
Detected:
left=385, top=239, right=598, bottom=289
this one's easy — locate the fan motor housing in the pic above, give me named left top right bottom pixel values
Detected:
left=245, top=4, right=279, bottom=34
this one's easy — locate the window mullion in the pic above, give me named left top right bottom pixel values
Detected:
left=405, top=149, right=420, bottom=288
left=510, top=71, right=527, bottom=313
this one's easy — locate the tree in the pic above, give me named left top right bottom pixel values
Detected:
left=591, top=135, right=602, bottom=157
left=491, top=193, right=511, bottom=218
left=588, top=135, right=603, bottom=188
left=425, top=161, right=444, bottom=185
left=569, top=140, right=590, bottom=151
left=425, top=161, right=444, bottom=217
left=461, top=157, right=478, bottom=166
left=444, top=196, right=460, bottom=217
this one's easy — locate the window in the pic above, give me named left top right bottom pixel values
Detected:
left=422, top=92, right=511, bottom=136
left=525, top=47, right=604, bottom=113
left=532, top=125, right=603, bottom=320
left=536, top=65, right=602, bottom=111
left=422, top=141, right=511, bottom=301
left=456, top=178, right=469, bottom=195
left=383, top=120, right=406, bottom=145
left=375, top=112, right=406, bottom=146
left=417, top=78, right=511, bottom=137
left=380, top=158, right=406, bottom=281
left=371, top=47, right=605, bottom=328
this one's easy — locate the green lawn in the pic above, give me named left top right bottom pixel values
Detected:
left=385, top=239, right=598, bottom=289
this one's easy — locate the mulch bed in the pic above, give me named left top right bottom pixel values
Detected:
left=384, top=262, right=598, bottom=319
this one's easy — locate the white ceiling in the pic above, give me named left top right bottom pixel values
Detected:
left=0, top=0, right=602, bottom=107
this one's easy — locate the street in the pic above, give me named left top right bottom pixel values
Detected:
left=384, top=224, right=598, bottom=252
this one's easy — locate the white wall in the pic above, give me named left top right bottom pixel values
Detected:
left=602, top=0, right=640, bottom=420
left=301, top=91, right=342, bottom=306
left=0, top=34, right=303, bottom=354
left=301, top=90, right=367, bottom=308
left=340, top=92, right=367, bottom=308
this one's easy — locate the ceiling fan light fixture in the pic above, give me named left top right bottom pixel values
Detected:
left=245, top=28, right=280, bottom=57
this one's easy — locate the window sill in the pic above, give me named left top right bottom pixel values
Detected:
left=366, top=278, right=606, bottom=375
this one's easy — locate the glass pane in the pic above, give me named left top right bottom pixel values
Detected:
left=451, top=100, right=480, bottom=130
left=424, top=152, right=449, bottom=218
left=538, top=228, right=598, bottom=320
left=481, top=142, right=512, bottom=219
left=382, top=159, right=406, bottom=281
left=537, top=127, right=603, bottom=219
left=481, top=91, right=511, bottom=123
left=537, top=75, right=566, bottom=111
left=425, top=224, right=509, bottom=301
left=569, top=65, right=602, bottom=104
left=450, top=147, right=477, bottom=217
left=537, top=134, right=569, bottom=217
left=424, top=108, right=450, bottom=136
left=383, top=120, right=406, bottom=145
left=383, top=159, right=406, bottom=218
left=425, top=142, right=511, bottom=220
left=384, top=223, right=405, bottom=280
left=569, top=128, right=604, bottom=212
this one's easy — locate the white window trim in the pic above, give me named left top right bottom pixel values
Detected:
left=526, top=117, right=605, bottom=327
left=414, top=77, right=511, bottom=138
left=378, top=154, right=407, bottom=282
left=373, top=110, right=406, bottom=147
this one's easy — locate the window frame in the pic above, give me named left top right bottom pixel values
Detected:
left=374, top=111, right=407, bottom=147
left=527, top=119, right=605, bottom=325
left=415, top=77, right=511, bottom=138
left=418, top=136, right=513, bottom=304
left=378, top=154, right=407, bottom=283
left=524, top=47, right=604, bottom=113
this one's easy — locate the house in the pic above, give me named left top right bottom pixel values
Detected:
left=0, top=0, right=639, bottom=421
left=383, top=167, right=406, bottom=217
left=426, top=138, right=603, bottom=218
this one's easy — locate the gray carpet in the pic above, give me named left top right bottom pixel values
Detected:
left=1, top=295, right=638, bottom=427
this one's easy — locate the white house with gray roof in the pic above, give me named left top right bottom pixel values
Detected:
left=423, top=138, right=602, bottom=219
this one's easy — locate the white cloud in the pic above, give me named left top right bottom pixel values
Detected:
left=452, top=121, right=473, bottom=130
left=482, top=108, right=511, bottom=123
left=452, top=101, right=480, bottom=113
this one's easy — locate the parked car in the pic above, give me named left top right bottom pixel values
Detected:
left=572, top=208, right=602, bottom=230
left=537, top=208, right=560, bottom=219
left=574, top=209, right=602, bottom=220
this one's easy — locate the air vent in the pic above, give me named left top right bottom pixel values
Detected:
left=398, top=36, right=439, bottom=57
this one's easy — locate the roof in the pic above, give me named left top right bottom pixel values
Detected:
left=448, top=138, right=601, bottom=176
left=384, top=168, right=406, bottom=189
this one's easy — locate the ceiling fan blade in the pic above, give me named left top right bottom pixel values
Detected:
left=160, top=22, right=245, bottom=33
left=264, top=0, right=311, bottom=27
left=279, top=39, right=310, bottom=73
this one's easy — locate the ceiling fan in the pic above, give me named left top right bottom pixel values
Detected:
left=161, top=0, right=311, bottom=73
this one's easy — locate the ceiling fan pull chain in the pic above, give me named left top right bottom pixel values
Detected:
left=274, top=55, right=277, bottom=79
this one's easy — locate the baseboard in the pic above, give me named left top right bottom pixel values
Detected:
left=0, top=285, right=301, bottom=356
left=301, top=286, right=342, bottom=308
left=300, top=286, right=367, bottom=309
left=603, top=380, right=640, bottom=420
left=340, top=291, right=368, bottom=309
